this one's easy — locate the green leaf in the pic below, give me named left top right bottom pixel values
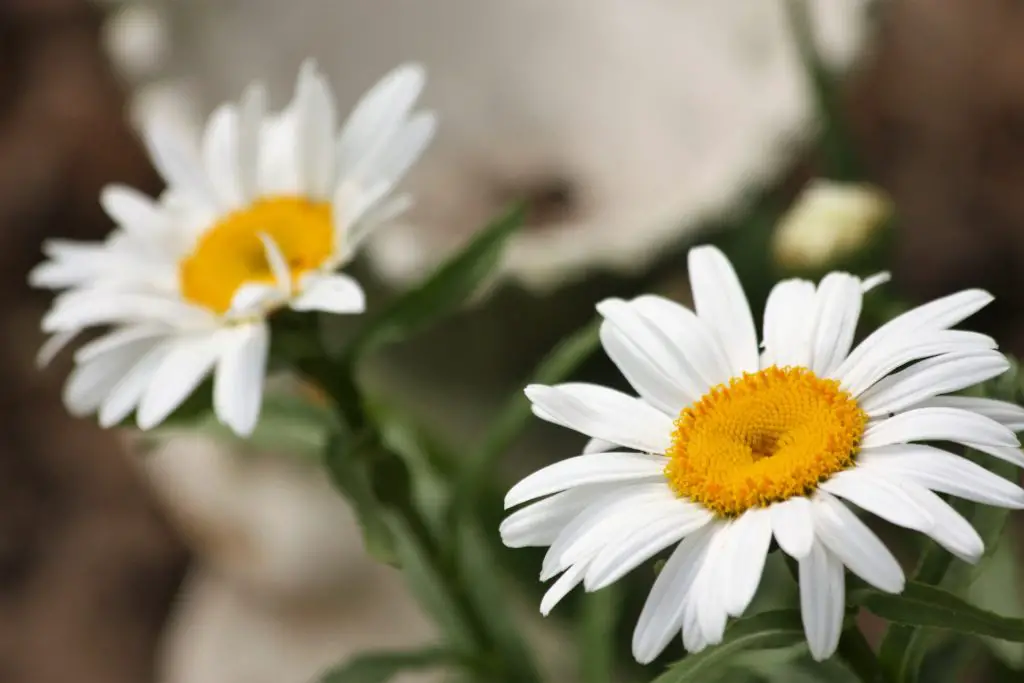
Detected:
left=320, top=646, right=457, bottom=683
left=856, top=582, right=1024, bottom=642
left=323, top=432, right=397, bottom=565
left=652, top=610, right=806, bottom=683
left=968, top=526, right=1024, bottom=668
left=383, top=511, right=479, bottom=652
left=349, top=204, right=524, bottom=357
left=449, top=316, right=601, bottom=518
left=455, top=518, right=542, bottom=683
left=578, top=584, right=621, bottom=683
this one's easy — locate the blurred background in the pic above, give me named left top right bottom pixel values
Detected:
left=5, top=0, right=1024, bottom=681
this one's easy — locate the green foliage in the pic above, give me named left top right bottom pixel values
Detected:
left=320, top=647, right=459, bottom=683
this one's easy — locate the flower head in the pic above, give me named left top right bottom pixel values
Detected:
left=32, top=61, right=434, bottom=435
left=501, top=245, right=1024, bottom=662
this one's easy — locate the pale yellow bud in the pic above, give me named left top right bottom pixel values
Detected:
left=773, top=180, right=893, bottom=270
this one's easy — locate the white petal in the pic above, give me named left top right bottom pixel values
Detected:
left=336, top=63, right=426, bottom=177
left=761, top=278, right=816, bottom=368
left=237, top=81, right=267, bottom=201
left=631, top=295, right=733, bottom=388
left=907, top=396, right=1024, bottom=432
left=583, top=501, right=713, bottom=591
left=799, top=539, right=845, bottom=661
left=631, top=524, right=718, bottom=664
left=962, top=442, right=1024, bottom=468
left=859, top=351, right=1010, bottom=417
left=695, top=528, right=732, bottom=645
left=771, top=497, right=815, bottom=559
left=681, top=591, right=709, bottom=654
left=290, top=273, right=366, bottom=314
left=861, top=272, right=891, bottom=293
left=598, top=299, right=704, bottom=407
left=836, top=330, right=996, bottom=397
left=899, top=483, right=983, bottom=562
left=100, top=184, right=171, bottom=237
left=63, top=340, right=155, bottom=416
left=227, top=283, right=283, bottom=319
left=504, top=454, right=666, bottom=509
left=500, top=484, right=617, bottom=548
left=862, top=407, right=1019, bottom=450
left=687, top=245, right=759, bottom=374
left=809, top=272, right=863, bottom=376
left=352, top=111, right=436, bottom=190
left=857, top=445, right=1024, bottom=509
left=583, top=437, right=616, bottom=454
left=525, top=383, right=674, bottom=455
left=257, top=233, right=292, bottom=294
left=812, top=492, right=905, bottom=593
left=43, top=292, right=213, bottom=332
left=75, top=324, right=169, bottom=364
left=213, top=322, right=269, bottom=436
left=599, top=321, right=689, bottom=415
left=718, top=508, right=773, bottom=617
left=835, top=289, right=994, bottom=385
left=293, top=60, right=337, bottom=199
left=540, top=563, right=587, bottom=616
left=141, top=121, right=215, bottom=208
left=98, top=341, right=175, bottom=427
left=201, top=104, right=243, bottom=209
left=37, top=329, right=79, bottom=368
left=136, top=335, right=221, bottom=429
left=821, top=467, right=933, bottom=531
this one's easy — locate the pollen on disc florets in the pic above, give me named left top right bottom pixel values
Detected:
left=179, top=196, right=334, bottom=314
left=665, top=365, right=868, bottom=518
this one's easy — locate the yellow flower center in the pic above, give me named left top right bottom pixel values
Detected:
left=665, top=365, right=868, bottom=518
left=179, top=196, right=334, bottom=314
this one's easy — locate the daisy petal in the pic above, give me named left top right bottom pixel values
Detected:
left=800, top=539, right=845, bottom=661
left=525, top=383, right=674, bottom=455
left=294, top=60, right=337, bottom=199
left=762, top=278, right=816, bottom=368
left=584, top=501, right=713, bottom=591
left=540, top=564, right=587, bottom=616
left=718, top=508, right=773, bottom=617
left=598, top=298, right=705, bottom=406
left=201, top=104, right=243, bottom=209
left=859, top=351, right=1010, bottom=417
left=857, top=445, right=1024, bottom=509
left=822, top=467, right=933, bottom=532
left=37, top=329, right=79, bottom=368
left=813, top=492, right=905, bottom=593
left=583, top=437, right=617, bottom=454
left=75, top=324, right=169, bottom=364
left=688, top=246, right=759, bottom=375
left=631, top=294, right=733, bottom=388
left=899, top=483, right=983, bottom=562
left=861, top=272, right=891, bottom=293
left=599, top=321, right=689, bottom=415
left=907, top=396, right=1024, bottom=432
left=771, top=497, right=815, bottom=559
left=862, top=407, right=1019, bottom=450
left=504, top=454, right=666, bottom=509
left=500, top=485, right=617, bottom=548
left=213, top=322, right=269, bottom=437
left=63, top=339, right=155, bottom=416
left=141, top=121, right=216, bottom=209
left=291, top=273, right=366, bottom=314
left=809, top=272, right=862, bottom=376
left=695, top=528, right=732, bottom=645
left=631, top=524, right=718, bottom=664
left=100, top=184, right=171, bottom=237
left=354, top=111, right=436, bottom=191
left=136, top=336, right=221, bottom=429
left=257, top=233, right=292, bottom=294
left=237, top=81, right=267, bottom=202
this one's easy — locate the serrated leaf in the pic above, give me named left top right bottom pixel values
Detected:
left=349, top=204, right=524, bottom=357
left=651, top=610, right=806, bottom=683
left=319, top=646, right=456, bottom=683
left=857, top=581, right=1024, bottom=641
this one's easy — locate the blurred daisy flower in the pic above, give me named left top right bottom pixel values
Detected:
left=501, top=245, right=1024, bottom=662
left=31, top=61, right=434, bottom=436
left=773, top=179, right=894, bottom=270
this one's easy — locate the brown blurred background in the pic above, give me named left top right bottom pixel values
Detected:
left=4, top=0, right=1024, bottom=681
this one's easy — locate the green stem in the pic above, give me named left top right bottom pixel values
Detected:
left=838, top=625, right=887, bottom=683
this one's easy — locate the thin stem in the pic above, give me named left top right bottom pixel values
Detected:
left=837, top=624, right=887, bottom=683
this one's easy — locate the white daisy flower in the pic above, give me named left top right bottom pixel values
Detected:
left=501, top=245, right=1024, bottom=663
left=31, top=61, right=434, bottom=436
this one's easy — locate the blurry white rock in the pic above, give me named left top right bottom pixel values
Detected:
left=149, top=0, right=874, bottom=289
